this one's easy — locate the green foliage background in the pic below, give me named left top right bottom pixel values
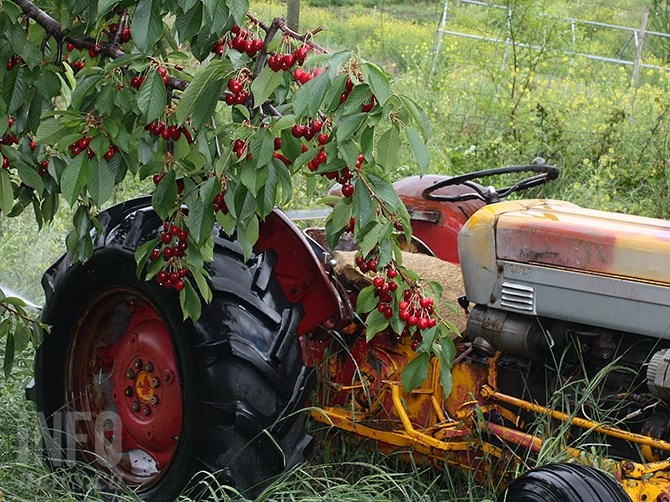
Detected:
left=3, top=0, right=670, bottom=499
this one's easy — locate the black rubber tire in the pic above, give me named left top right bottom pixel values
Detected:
left=34, top=201, right=314, bottom=500
left=497, top=463, right=632, bottom=502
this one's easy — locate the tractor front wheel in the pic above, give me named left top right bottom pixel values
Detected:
left=497, top=463, right=632, bottom=502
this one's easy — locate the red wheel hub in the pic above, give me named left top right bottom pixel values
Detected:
left=67, top=291, right=183, bottom=487
left=106, top=302, right=183, bottom=470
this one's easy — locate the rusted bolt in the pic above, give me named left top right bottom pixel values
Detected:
left=621, top=461, right=634, bottom=474
left=143, top=405, right=152, bottom=416
left=151, top=377, right=160, bottom=388
left=146, top=431, right=154, bottom=441
left=131, top=401, right=140, bottom=412
left=134, top=358, right=143, bottom=369
left=151, top=395, right=159, bottom=406
left=124, top=386, right=134, bottom=397
left=126, top=369, right=135, bottom=380
left=164, top=370, right=174, bottom=383
left=145, top=361, right=154, bottom=372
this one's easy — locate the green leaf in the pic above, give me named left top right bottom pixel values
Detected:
left=0, top=169, right=14, bottom=214
left=180, top=279, right=202, bottom=321
left=356, top=285, right=378, bottom=313
left=433, top=335, right=456, bottom=398
left=401, top=352, right=430, bottom=392
left=271, top=114, right=296, bottom=132
left=361, top=62, right=390, bottom=106
left=226, top=0, right=248, bottom=23
left=352, top=177, right=374, bottom=230
left=251, top=65, right=285, bottom=107
left=293, top=73, right=329, bottom=119
left=249, top=128, right=275, bottom=167
left=71, top=74, right=103, bottom=110
left=175, top=3, right=204, bottom=41
left=35, top=118, right=69, bottom=144
left=137, top=70, right=167, bottom=123
left=16, top=163, right=44, bottom=194
left=88, top=158, right=115, bottom=206
left=61, top=154, right=89, bottom=206
left=336, top=113, right=366, bottom=143
left=186, top=197, right=215, bottom=245
left=132, top=0, right=163, bottom=53
left=97, top=0, right=119, bottom=19
left=151, top=169, right=177, bottom=219
left=329, top=196, right=352, bottom=233
left=189, top=267, right=213, bottom=303
left=406, top=127, right=429, bottom=173
left=236, top=214, right=259, bottom=260
left=135, top=236, right=160, bottom=276
left=4, top=67, right=27, bottom=114
left=176, top=59, right=230, bottom=128
left=364, top=309, right=389, bottom=341
left=377, top=126, right=401, bottom=171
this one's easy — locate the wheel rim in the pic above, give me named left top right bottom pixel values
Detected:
left=65, top=288, right=183, bottom=488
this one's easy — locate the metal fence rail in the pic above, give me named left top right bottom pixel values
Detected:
left=431, top=0, right=670, bottom=85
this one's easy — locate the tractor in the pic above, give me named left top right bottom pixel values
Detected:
left=29, top=160, right=670, bottom=501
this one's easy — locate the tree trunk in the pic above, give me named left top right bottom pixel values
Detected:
left=286, top=0, right=300, bottom=31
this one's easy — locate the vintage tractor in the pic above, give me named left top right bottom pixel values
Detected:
left=29, top=161, right=670, bottom=501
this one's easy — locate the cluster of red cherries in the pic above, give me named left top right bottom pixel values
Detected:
left=356, top=251, right=439, bottom=350
left=145, top=121, right=194, bottom=143
left=224, top=77, right=249, bottom=106
left=267, top=44, right=312, bottom=72
left=5, top=54, right=22, bottom=71
left=212, top=24, right=265, bottom=57
left=152, top=221, right=190, bottom=291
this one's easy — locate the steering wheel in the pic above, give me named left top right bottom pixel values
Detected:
left=422, top=158, right=560, bottom=204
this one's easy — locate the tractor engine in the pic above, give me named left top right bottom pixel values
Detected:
left=459, top=198, right=670, bottom=460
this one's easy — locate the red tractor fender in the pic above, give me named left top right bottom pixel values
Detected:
left=255, top=209, right=348, bottom=336
left=394, top=175, right=485, bottom=263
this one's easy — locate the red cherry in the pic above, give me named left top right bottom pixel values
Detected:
left=373, top=277, right=385, bottom=289
left=341, top=184, right=354, bottom=197
left=153, top=174, right=164, bottom=185
left=157, top=271, right=168, bottom=285
left=417, top=317, right=429, bottom=330
left=66, top=42, right=75, bottom=52
left=227, top=78, right=243, bottom=93
left=291, top=124, right=307, bottom=138
left=150, top=249, right=161, bottom=260
left=420, top=296, right=434, bottom=308
left=399, top=310, right=411, bottom=321
left=78, top=136, right=91, bottom=149
left=174, top=279, right=186, bottom=291
left=160, top=232, right=172, bottom=244
left=2, top=157, right=9, bottom=169
left=367, top=259, right=378, bottom=271
left=7, top=117, right=14, bottom=127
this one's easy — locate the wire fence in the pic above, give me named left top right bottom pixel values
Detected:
left=430, top=0, right=670, bottom=85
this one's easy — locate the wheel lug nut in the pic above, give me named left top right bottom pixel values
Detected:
left=150, top=377, right=160, bottom=388
left=145, top=361, right=154, bottom=372
left=151, top=395, right=159, bottom=406
left=134, top=358, right=143, bottom=369
left=131, top=401, right=140, bottom=412
left=143, top=405, right=152, bottom=416
left=124, top=386, right=134, bottom=397
left=126, top=369, right=135, bottom=379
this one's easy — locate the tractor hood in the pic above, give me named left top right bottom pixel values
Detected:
left=458, top=199, right=670, bottom=338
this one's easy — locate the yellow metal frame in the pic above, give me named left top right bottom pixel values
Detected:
left=312, top=352, right=670, bottom=500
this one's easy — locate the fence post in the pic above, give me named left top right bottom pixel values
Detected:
left=429, top=1, right=449, bottom=86
left=632, top=8, right=649, bottom=87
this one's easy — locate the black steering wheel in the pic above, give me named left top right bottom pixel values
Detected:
left=422, top=158, right=560, bottom=204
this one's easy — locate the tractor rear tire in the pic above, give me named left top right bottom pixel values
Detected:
left=497, top=463, right=632, bottom=502
left=34, top=229, right=313, bottom=500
